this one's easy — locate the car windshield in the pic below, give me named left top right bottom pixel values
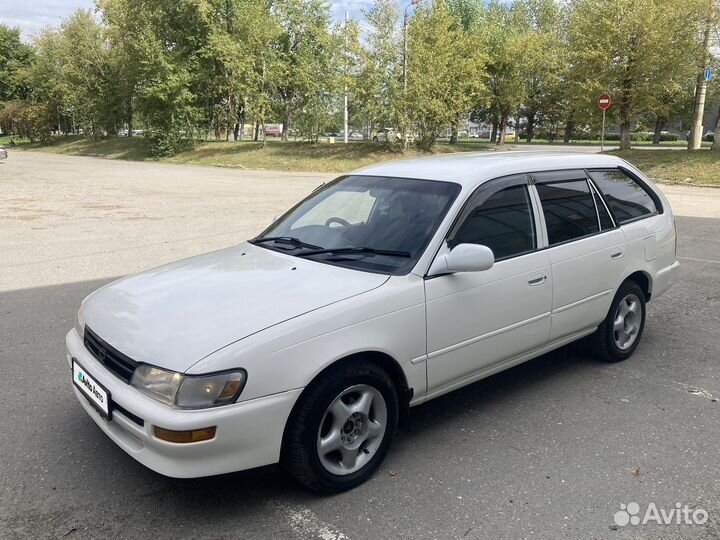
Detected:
left=252, top=175, right=461, bottom=275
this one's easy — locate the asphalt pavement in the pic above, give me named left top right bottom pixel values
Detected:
left=1, top=152, right=719, bottom=540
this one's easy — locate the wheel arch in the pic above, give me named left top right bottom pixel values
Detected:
left=625, top=270, right=652, bottom=302
left=283, top=350, right=413, bottom=444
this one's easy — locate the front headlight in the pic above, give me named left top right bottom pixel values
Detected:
left=130, top=365, right=183, bottom=406
left=130, top=365, right=246, bottom=409
left=75, top=309, right=86, bottom=340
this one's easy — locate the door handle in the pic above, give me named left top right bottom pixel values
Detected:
left=611, top=249, right=624, bottom=259
left=528, top=273, right=547, bottom=286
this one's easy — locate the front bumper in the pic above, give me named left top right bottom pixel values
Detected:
left=66, top=329, right=302, bottom=478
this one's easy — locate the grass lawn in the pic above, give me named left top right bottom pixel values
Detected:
left=5, top=135, right=493, bottom=172
left=4, top=134, right=719, bottom=185
left=610, top=149, right=720, bottom=186
left=166, top=139, right=494, bottom=171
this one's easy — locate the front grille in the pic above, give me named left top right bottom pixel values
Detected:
left=84, top=326, right=138, bottom=383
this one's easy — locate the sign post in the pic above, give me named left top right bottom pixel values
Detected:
left=598, top=93, right=612, bottom=152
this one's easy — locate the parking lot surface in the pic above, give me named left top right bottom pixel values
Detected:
left=1, top=152, right=719, bottom=539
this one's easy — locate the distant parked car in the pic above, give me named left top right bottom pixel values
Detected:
left=372, top=128, right=415, bottom=144
left=0, top=145, right=7, bottom=160
left=349, top=131, right=365, bottom=139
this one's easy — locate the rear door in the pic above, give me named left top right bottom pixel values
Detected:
left=531, top=170, right=626, bottom=341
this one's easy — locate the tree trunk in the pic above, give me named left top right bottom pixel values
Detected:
left=619, top=53, right=634, bottom=151
left=127, top=98, right=133, bottom=137
left=254, top=120, right=260, bottom=142
left=563, top=118, right=575, bottom=144
left=490, top=122, right=498, bottom=143
left=261, top=115, right=267, bottom=149
left=282, top=111, right=290, bottom=141
left=526, top=111, right=536, bottom=144
left=619, top=86, right=632, bottom=150
left=236, top=102, right=245, bottom=141
left=711, top=106, right=720, bottom=151
left=619, top=120, right=631, bottom=150
left=652, top=116, right=666, bottom=145
left=449, top=116, right=459, bottom=144
left=496, top=115, right=506, bottom=146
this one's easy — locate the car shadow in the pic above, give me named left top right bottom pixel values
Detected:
left=3, top=210, right=718, bottom=536
left=0, top=275, right=600, bottom=518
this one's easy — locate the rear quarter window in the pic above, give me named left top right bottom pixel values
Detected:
left=588, top=170, right=658, bottom=224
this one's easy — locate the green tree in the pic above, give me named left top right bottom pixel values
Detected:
left=406, top=0, right=485, bottom=149
left=514, top=0, right=565, bottom=143
left=567, top=0, right=708, bottom=150
left=57, top=10, right=123, bottom=139
left=356, top=0, right=403, bottom=141
left=476, top=0, right=531, bottom=145
left=269, top=0, right=338, bottom=141
left=0, top=24, right=34, bottom=105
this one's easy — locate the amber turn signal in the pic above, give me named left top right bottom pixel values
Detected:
left=154, top=425, right=217, bottom=443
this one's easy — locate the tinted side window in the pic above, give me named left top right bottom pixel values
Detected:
left=588, top=170, right=657, bottom=223
left=537, top=180, right=599, bottom=245
left=452, top=185, right=535, bottom=260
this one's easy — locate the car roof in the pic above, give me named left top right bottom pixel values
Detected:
left=351, top=151, right=629, bottom=188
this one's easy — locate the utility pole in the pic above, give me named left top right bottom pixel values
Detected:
left=344, top=11, right=349, bottom=144
left=688, top=6, right=715, bottom=150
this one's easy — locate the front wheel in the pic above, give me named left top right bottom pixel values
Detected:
left=591, top=280, right=647, bottom=362
left=281, top=361, right=399, bottom=493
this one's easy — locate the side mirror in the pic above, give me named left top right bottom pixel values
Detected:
left=429, top=243, right=495, bottom=275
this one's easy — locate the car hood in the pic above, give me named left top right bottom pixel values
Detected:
left=81, top=243, right=389, bottom=372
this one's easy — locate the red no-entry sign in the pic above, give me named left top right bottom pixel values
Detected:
left=598, top=93, right=612, bottom=110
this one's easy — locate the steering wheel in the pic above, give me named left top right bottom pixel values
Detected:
left=325, top=217, right=352, bottom=228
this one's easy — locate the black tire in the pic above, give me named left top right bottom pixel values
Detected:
left=280, top=361, right=399, bottom=493
left=591, top=279, right=647, bottom=362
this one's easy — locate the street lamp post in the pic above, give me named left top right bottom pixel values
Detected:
left=403, top=0, right=420, bottom=150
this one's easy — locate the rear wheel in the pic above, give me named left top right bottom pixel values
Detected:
left=592, top=280, right=646, bottom=362
left=281, top=361, right=399, bottom=493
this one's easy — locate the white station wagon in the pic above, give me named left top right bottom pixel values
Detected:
left=68, top=152, right=679, bottom=492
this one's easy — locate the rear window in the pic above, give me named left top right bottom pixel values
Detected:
left=536, top=180, right=599, bottom=245
left=588, top=170, right=657, bottom=224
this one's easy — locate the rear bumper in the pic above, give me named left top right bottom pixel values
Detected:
left=652, top=260, right=680, bottom=299
left=66, top=329, right=302, bottom=478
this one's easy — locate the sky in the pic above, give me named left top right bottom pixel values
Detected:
left=3, top=0, right=373, bottom=42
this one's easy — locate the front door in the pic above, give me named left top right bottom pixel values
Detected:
left=425, top=175, right=552, bottom=396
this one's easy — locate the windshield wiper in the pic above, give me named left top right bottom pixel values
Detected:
left=296, top=247, right=412, bottom=258
left=251, top=236, right=323, bottom=250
